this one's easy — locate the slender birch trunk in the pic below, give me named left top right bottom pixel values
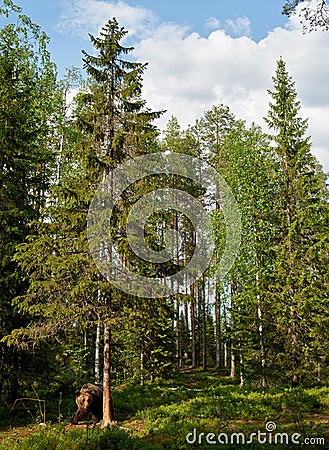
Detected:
left=95, top=313, right=102, bottom=384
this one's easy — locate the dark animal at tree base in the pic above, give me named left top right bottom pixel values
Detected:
left=72, top=383, right=114, bottom=425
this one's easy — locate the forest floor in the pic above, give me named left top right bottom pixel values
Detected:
left=1, top=369, right=329, bottom=449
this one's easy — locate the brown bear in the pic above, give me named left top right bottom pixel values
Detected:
left=72, top=383, right=114, bottom=425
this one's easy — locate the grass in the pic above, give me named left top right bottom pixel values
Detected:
left=1, top=370, right=328, bottom=449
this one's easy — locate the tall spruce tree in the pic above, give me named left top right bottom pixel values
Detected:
left=9, top=17, right=163, bottom=425
left=265, top=58, right=329, bottom=385
left=80, top=18, right=162, bottom=426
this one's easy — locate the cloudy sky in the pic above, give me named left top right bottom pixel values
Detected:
left=12, top=0, right=329, bottom=171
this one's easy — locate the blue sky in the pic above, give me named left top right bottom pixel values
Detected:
left=134, top=0, right=286, bottom=38
left=2, top=1, right=329, bottom=170
left=16, top=0, right=287, bottom=76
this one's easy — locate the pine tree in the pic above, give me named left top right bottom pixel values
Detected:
left=187, top=105, right=236, bottom=370
left=265, top=58, right=329, bottom=385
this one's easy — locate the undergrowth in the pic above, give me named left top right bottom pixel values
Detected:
left=1, top=371, right=328, bottom=449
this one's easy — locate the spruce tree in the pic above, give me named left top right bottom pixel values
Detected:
left=265, top=58, right=329, bottom=385
left=9, top=18, right=163, bottom=424
left=80, top=18, right=162, bottom=425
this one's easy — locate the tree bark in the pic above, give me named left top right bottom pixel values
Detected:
left=223, top=305, right=228, bottom=367
left=175, top=295, right=182, bottom=369
left=239, top=346, right=245, bottom=387
left=190, top=284, right=197, bottom=368
left=140, top=346, right=144, bottom=386
left=102, top=321, right=114, bottom=427
left=201, top=274, right=207, bottom=370
left=95, top=313, right=101, bottom=384
left=230, top=281, right=236, bottom=378
left=214, top=279, right=221, bottom=368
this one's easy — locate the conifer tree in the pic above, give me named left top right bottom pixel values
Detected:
left=80, top=18, right=162, bottom=426
left=0, top=7, right=57, bottom=398
left=198, top=105, right=236, bottom=369
left=265, top=58, right=328, bottom=385
left=8, top=17, right=162, bottom=424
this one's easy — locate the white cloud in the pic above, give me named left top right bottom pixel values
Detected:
left=134, top=23, right=329, bottom=172
left=225, top=17, right=251, bottom=37
left=58, top=0, right=156, bottom=38
left=58, top=0, right=329, bottom=172
left=205, top=17, right=221, bottom=31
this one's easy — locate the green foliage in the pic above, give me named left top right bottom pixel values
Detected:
left=2, top=425, right=155, bottom=450
left=0, top=0, right=20, bottom=17
left=264, top=58, right=329, bottom=385
left=1, top=371, right=328, bottom=449
left=0, top=4, right=58, bottom=401
left=0, top=3, right=328, bottom=432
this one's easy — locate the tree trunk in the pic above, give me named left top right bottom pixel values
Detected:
left=230, top=281, right=236, bottom=378
left=102, top=321, right=114, bottom=427
left=190, top=284, right=197, bottom=368
left=223, top=305, right=228, bottom=367
left=256, top=271, right=267, bottom=388
left=201, top=274, right=207, bottom=370
left=175, top=296, right=181, bottom=369
left=140, top=346, right=144, bottom=386
left=214, top=279, right=221, bottom=369
left=183, top=298, right=189, bottom=360
left=95, top=313, right=101, bottom=384
left=224, top=342, right=228, bottom=368
left=257, top=298, right=267, bottom=388
left=230, top=348, right=236, bottom=378
left=239, top=347, right=245, bottom=387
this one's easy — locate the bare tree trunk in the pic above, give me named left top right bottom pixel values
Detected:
left=140, top=346, right=144, bottom=386
left=239, top=346, right=245, bottom=387
left=224, top=342, right=228, bottom=368
left=102, top=321, right=114, bottom=427
left=184, top=300, right=189, bottom=332
left=183, top=298, right=189, bottom=361
left=230, top=281, right=236, bottom=378
left=214, top=278, right=221, bottom=369
left=256, top=285, right=267, bottom=388
left=176, top=296, right=182, bottom=369
left=223, top=305, right=228, bottom=367
left=95, top=313, right=102, bottom=384
left=201, top=274, right=207, bottom=370
left=230, top=347, right=236, bottom=378
left=190, top=284, right=197, bottom=368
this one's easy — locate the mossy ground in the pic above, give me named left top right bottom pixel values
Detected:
left=1, top=369, right=328, bottom=449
